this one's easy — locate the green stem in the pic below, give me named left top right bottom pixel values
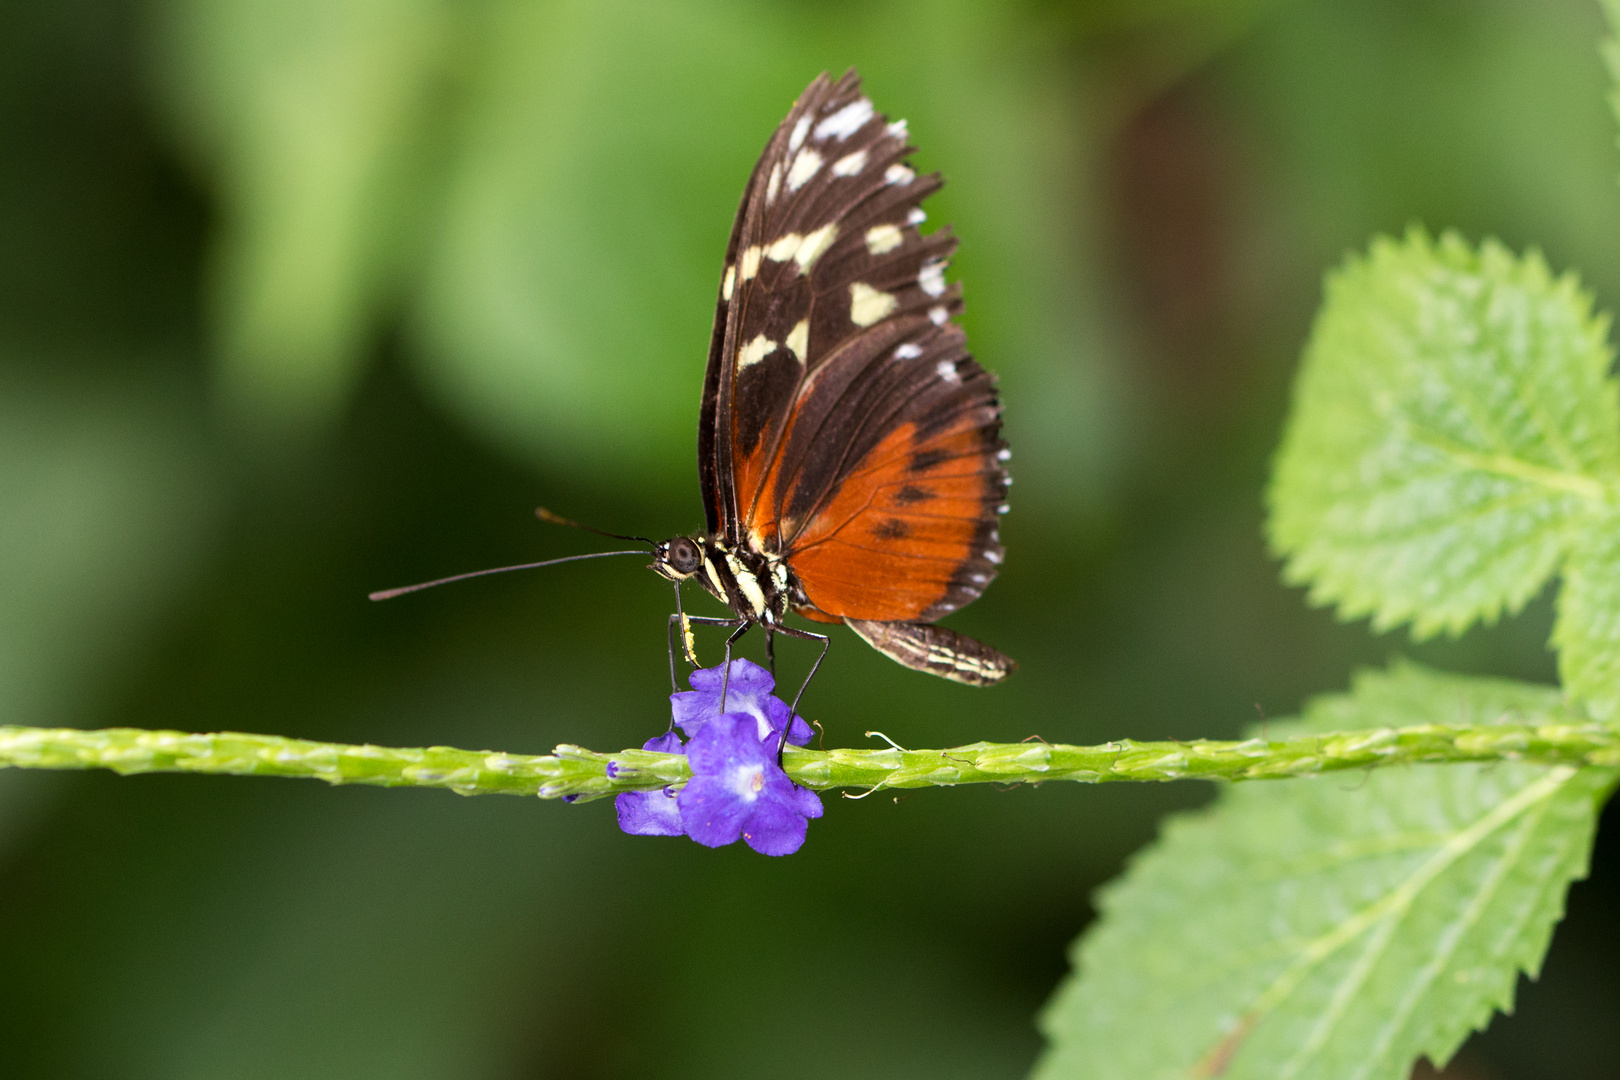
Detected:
left=1, top=721, right=1617, bottom=801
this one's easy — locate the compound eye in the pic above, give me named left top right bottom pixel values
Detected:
left=669, top=538, right=702, bottom=575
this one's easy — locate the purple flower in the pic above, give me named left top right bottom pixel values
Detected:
left=614, top=731, right=685, bottom=836
left=671, top=659, right=813, bottom=749
left=614, top=661, right=823, bottom=854
left=678, top=712, right=823, bottom=856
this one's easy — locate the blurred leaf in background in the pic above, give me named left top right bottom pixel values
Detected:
left=154, top=0, right=456, bottom=442
left=156, top=0, right=1129, bottom=505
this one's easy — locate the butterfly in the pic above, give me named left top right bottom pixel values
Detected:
left=648, top=69, right=1015, bottom=700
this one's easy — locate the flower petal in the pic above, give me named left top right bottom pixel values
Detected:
left=787, top=781, right=824, bottom=820
left=740, top=799, right=811, bottom=856
left=673, top=659, right=789, bottom=741
left=767, top=696, right=815, bottom=746
left=642, top=731, right=685, bottom=755
left=616, top=788, right=684, bottom=836
left=670, top=689, right=713, bottom=738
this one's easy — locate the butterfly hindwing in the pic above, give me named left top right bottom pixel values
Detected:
left=768, top=315, right=1006, bottom=623
left=845, top=618, right=1015, bottom=687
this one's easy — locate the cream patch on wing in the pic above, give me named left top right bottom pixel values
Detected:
left=787, top=148, right=823, bottom=192
left=788, top=114, right=812, bottom=153
left=864, top=223, right=903, bottom=255
left=850, top=283, right=897, bottom=327
left=919, top=260, right=947, bottom=297
left=738, top=333, right=776, bottom=369
left=815, top=99, right=873, bottom=141
left=794, top=222, right=838, bottom=272
left=759, top=223, right=837, bottom=275
left=831, top=149, right=867, bottom=177
left=766, top=232, right=802, bottom=262
left=784, top=319, right=809, bottom=362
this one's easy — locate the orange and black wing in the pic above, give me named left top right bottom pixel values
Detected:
left=699, top=71, right=1011, bottom=682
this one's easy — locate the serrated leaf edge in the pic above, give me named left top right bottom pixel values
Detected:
left=1203, top=766, right=1579, bottom=1079
left=1268, top=229, right=1620, bottom=647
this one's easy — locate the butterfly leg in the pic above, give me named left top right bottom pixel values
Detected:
left=718, top=621, right=755, bottom=711
left=764, top=628, right=777, bottom=676
left=666, top=584, right=687, bottom=691
left=666, top=613, right=745, bottom=693
left=772, top=624, right=831, bottom=721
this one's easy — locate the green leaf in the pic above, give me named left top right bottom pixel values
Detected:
left=1033, top=663, right=1615, bottom=1080
left=1555, top=511, right=1620, bottom=722
left=153, top=0, right=454, bottom=440
left=1268, top=230, right=1620, bottom=639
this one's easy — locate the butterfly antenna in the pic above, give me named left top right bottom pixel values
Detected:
left=368, top=550, right=645, bottom=602
left=536, top=506, right=655, bottom=548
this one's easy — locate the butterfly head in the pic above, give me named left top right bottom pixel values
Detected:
left=650, top=535, right=706, bottom=582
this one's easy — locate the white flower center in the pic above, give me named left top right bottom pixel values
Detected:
left=728, top=764, right=764, bottom=801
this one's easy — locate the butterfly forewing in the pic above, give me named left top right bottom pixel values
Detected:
left=699, top=70, right=1010, bottom=658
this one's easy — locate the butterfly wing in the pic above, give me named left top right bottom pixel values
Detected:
left=700, top=71, right=1011, bottom=678
left=702, top=71, right=954, bottom=543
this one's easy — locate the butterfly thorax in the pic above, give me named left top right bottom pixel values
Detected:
left=651, top=534, right=793, bottom=625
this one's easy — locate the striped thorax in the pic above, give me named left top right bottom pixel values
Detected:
left=651, top=535, right=789, bottom=626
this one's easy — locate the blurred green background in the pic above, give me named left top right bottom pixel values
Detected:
left=1, top=0, right=1616, bottom=1076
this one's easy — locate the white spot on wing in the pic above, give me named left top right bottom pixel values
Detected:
left=984, top=549, right=1003, bottom=564
left=849, top=283, right=897, bottom=327
left=997, top=448, right=1011, bottom=461
left=887, top=119, right=908, bottom=140
left=832, top=149, right=867, bottom=177
left=766, top=232, right=802, bottom=262
left=794, top=222, right=838, bottom=272
left=722, top=265, right=735, bottom=301
left=738, top=334, right=776, bottom=369
left=928, top=305, right=948, bottom=325
left=865, top=223, right=903, bottom=255
left=894, top=343, right=922, bottom=360
left=815, top=99, right=873, bottom=141
left=919, top=260, right=947, bottom=297
left=741, top=246, right=762, bottom=281
left=885, top=163, right=914, bottom=185
left=908, top=207, right=926, bottom=225
left=766, top=162, right=782, bottom=205
left=787, top=148, right=822, bottom=192
left=936, top=359, right=959, bottom=383
left=789, top=114, right=812, bottom=152
left=785, top=319, right=808, bottom=362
